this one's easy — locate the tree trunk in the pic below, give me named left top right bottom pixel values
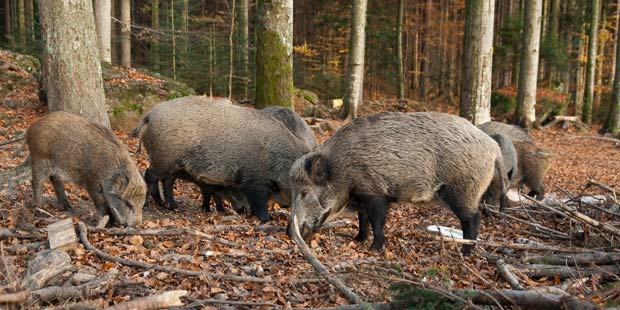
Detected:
left=396, top=0, right=405, bottom=100
left=151, top=0, right=160, bottom=70
left=24, top=0, right=33, bottom=43
left=573, top=2, right=586, bottom=117
left=419, top=0, right=431, bottom=101
left=39, top=0, right=110, bottom=128
left=16, top=0, right=25, bottom=49
left=120, top=0, right=131, bottom=67
left=94, top=0, right=112, bottom=63
left=583, top=0, right=601, bottom=125
left=180, top=0, right=188, bottom=70
left=228, top=0, right=236, bottom=99
left=239, top=0, right=249, bottom=99
left=601, top=10, right=620, bottom=134
left=254, top=0, right=294, bottom=109
left=111, top=0, right=118, bottom=64
left=593, top=1, right=606, bottom=110
left=513, top=0, right=543, bottom=129
left=171, top=0, right=176, bottom=80
left=338, top=0, right=367, bottom=121
left=544, top=0, right=559, bottom=81
left=459, top=0, right=494, bottom=125
left=610, top=0, right=620, bottom=88
left=4, top=0, right=13, bottom=47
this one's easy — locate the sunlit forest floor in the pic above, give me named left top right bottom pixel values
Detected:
left=1, top=65, right=620, bottom=308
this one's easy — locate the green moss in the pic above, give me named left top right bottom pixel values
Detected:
left=491, top=92, right=516, bottom=115
left=255, top=30, right=294, bottom=109
left=296, top=88, right=319, bottom=104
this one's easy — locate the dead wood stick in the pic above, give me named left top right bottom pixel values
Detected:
left=32, top=273, right=116, bottom=302
left=523, top=195, right=620, bottom=238
left=484, top=207, right=570, bottom=239
left=0, top=135, right=25, bottom=147
left=496, top=259, right=524, bottom=290
left=435, top=237, right=596, bottom=253
left=77, top=222, right=272, bottom=283
left=512, top=263, right=620, bottom=280
left=185, top=298, right=279, bottom=308
left=91, top=226, right=242, bottom=248
left=567, top=135, right=620, bottom=144
left=3, top=241, right=46, bottom=253
left=522, top=252, right=620, bottom=266
left=0, top=289, right=29, bottom=303
left=43, top=302, right=99, bottom=310
left=292, top=302, right=407, bottom=310
left=586, top=178, right=618, bottom=198
left=290, top=215, right=362, bottom=304
left=103, top=290, right=187, bottom=310
left=455, top=288, right=598, bottom=310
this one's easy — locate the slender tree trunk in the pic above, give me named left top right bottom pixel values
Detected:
left=560, top=0, right=572, bottom=94
left=419, top=0, right=432, bottom=101
left=228, top=0, right=236, bottom=99
left=611, top=0, right=620, bottom=88
left=39, top=0, right=110, bottom=128
left=573, top=2, right=586, bottom=117
left=513, top=0, right=543, bottom=129
left=396, top=0, right=405, bottom=100
left=583, top=0, right=601, bottom=125
left=171, top=0, right=176, bottom=80
left=459, top=0, right=494, bottom=125
left=111, top=0, right=118, bottom=64
left=601, top=11, right=620, bottom=135
left=254, top=0, right=294, bottom=109
left=94, top=0, right=112, bottom=63
left=338, top=0, right=367, bottom=120
left=594, top=2, right=607, bottom=110
left=120, top=0, right=131, bottom=67
left=544, top=0, right=559, bottom=81
left=180, top=0, right=188, bottom=71
left=16, top=0, right=25, bottom=49
left=151, top=0, right=160, bottom=70
left=4, top=0, right=13, bottom=47
left=24, top=0, right=33, bottom=43
left=239, top=0, right=249, bottom=99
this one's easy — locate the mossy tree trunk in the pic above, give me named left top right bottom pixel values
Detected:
left=94, top=0, right=112, bottom=63
left=40, top=0, right=110, bottom=128
left=583, top=0, right=600, bottom=125
left=601, top=18, right=620, bottom=135
left=254, top=0, right=294, bottom=109
left=513, top=0, right=542, bottom=129
left=338, top=0, right=367, bottom=121
left=17, top=0, right=25, bottom=50
left=459, top=0, right=494, bottom=125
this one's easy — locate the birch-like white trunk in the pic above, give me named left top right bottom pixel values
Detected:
left=459, top=0, right=494, bottom=125
left=514, top=0, right=542, bottom=129
left=339, top=0, right=367, bottom=121
left=120, top=0, right=131, bottom=67
left=94, top=0, right=112, bottom=63
left=39, top=0, right=110, bottom=128
left=583, top=0, right=601, bottom=125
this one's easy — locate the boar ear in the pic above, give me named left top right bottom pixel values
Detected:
left=108, top=173, right=128, bottom=194
left=304, top=153, right=331, bottom=185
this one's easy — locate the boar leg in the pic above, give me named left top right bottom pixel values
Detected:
left=144, top=168, right=164, bottom=206
left=50, top=175, right=72, bottom=210
left=365, top=197, right=390, bottom=251
left=354, top=209, right=370, bottom=242
left=526, top=179, right=545, bottom=200
left=440, top=185, right=480, bottom=256
left=239, top=182, right=270, bottom=223
left=30, top=160, right=45, bottom=207
left=197, top=183, right=216, bottom=212
left=162, top=176, right=179, bottom=210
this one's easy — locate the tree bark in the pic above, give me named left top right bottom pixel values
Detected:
left=601, top=12, right=620, bottom=134
left=16, top=0, right=25, bottom=49
left=4, top=0, right=13, bottom=47
left=459, top=0, right=494, bottom=125
left=544, top=0, right=559, bottom=81
left=24, top=0, right=33, bottom=43
left=338, top=0, right=367, bottom=121
left=254, top=0, right=294, bottom=109
left=396, top=0, right=405, bottom=100
left=120, top=0, right=131, bottom=67
left=39, top=0, right=110, bottom=128
left=610, top=0, right=620, bottom=88
left=228, top=0, right=236, bottom=98
left=583, top=0, right=601, bottom=125
left=239, top=0, right=250, bottom=100
left=514, top=0, right=543, bottom=129
left=94, top=0, right=112, bottom=63
left=573, top=3, right=586, bottom=117
left=593, top=1, right=606, bottom=110
left=151, top=0, right=160, bottom=70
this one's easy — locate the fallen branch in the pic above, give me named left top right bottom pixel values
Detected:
left=43, top=302, right=99, bottom=310
left=0, top=289, right=29, bottom=303
left=292, top=302, right=407, bottom=310
left=290, top=215, right=362, bottom=304
left=185, top=298, right=279, bottom=308
left=522, top=252, right=620, bottom=266
left=513, top=263, right=620, bottom=280
left=435, top=237, right=597, bottom=253
left=77, top=222, right=272, bottom=283
left=103, top=290, right=187, bottom=310
left=567, top=135, right=620, bottom=144
left=495, top=259, right=524, bottom=290
left=483, top=207, right=570, bottom=239
left=3, top=241, right=46, bottom=253
left=32, top=273, right=116, bottom=302
left=0, top=135, right=25, bottom=147
left=455, top=288, right=598, bottom=310
left=91, top=226, right=241, bottom=248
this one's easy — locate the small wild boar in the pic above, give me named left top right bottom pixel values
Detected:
left=480, top=133, right=518, bottom=209
left=27, top=112, right=145, bottom=226
left=132, top=96, right=311, bottom=222
left=478, top=121, right=551, bottom=200
left=287, top=112, right=509, bottom=255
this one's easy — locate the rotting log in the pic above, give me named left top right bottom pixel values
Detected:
left=522, top=252, right=620, bottom=266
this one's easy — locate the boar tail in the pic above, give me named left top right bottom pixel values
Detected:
left=130, top=114, right=151, bottom=156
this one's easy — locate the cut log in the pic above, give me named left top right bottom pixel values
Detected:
left=27, top=250, right=72, bottom=289
left=513, top=263, right=620, bottom=279
left=102, top=290, right=187, bottom=310
left=47, top=218, right=78, bottom=251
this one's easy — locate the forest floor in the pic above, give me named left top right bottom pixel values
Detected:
left=1, top=68, right=620, bottom=309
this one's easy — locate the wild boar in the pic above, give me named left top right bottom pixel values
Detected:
left=132, top=96, right=311, bottom=222
left=27, top=111, right=145, bottom=226
left=478, top=121, right=551, bottom=200
left=260, top=106, right=318, bottom=149
left=480, top=133, right=518, bottom=210
left=287, top=112, right=508, bottom=255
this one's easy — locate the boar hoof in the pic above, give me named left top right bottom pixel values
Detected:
left=354, top=232, right=369, bottom=242
left=461, top=244, right=474, bottom=256
left=258, top=214, right=271, bottom=224
left=369, top=239, right=385, bottom=251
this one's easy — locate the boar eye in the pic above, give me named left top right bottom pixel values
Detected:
left=300, top=190, right=308, bottom=199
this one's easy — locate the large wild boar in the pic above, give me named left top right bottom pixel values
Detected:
left=132, top=96, right=311, bottom=222
left=27, top=112, right=146, bottom=226
left=287, top=112, right=509, bottom=255
left=478, top=121, right=551, bottom=200
left=261, top=106, right=318, bottom=149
